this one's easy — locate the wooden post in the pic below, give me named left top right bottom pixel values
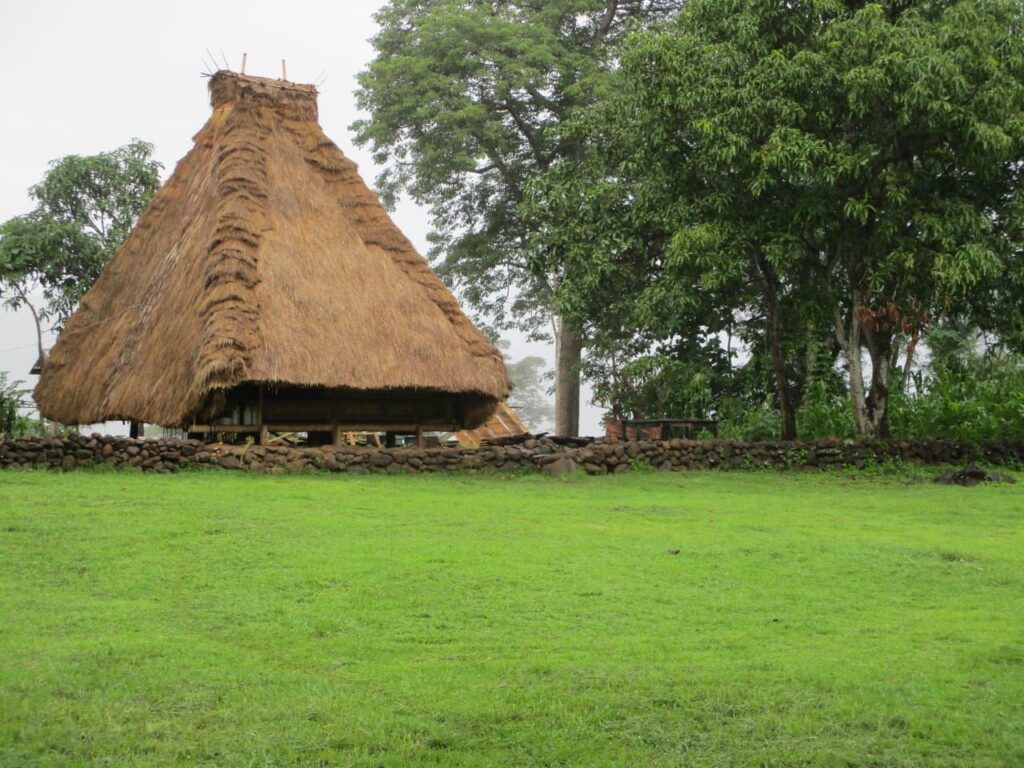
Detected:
left=416, top=425, right=424, bottom=448
left=331, top=424, right=342, bottom=447
left=257, top=385, right=266, bottom=446
left=130, top=421, right=143, bottom=439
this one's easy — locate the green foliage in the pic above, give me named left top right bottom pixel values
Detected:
left=890, top=354, right=1024, bottom=440
left=537, top=0, right=1024, bottom=436
left=0, top=140, right=161, bottom=329
left=2, top=470, right=1021, bottom=765
left=353, top=0, right=683, bottom=337
left=0, top=373, right=33, bottom=437
left=796, top=379, right=858, bottom=439
left=717, top=400, right=783, bottom=441
left=625, top=455, right=655, bottom=472
left=717, top=351, right=1024, bottom=441
left=597, top=353, right=716, bottom=420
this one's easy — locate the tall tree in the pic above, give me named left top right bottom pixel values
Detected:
left=353, top=0, right=683, bottom=435
left=0, top=140, right=162, bottom=363
left=525, top=9, right=811, bottom=438
left=542, top=0, right=1024, bottom=437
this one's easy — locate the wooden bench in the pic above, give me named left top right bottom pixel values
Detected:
left=615, top=418, right=719, bottom=441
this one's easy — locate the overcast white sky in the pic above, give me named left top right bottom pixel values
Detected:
left=0, top=0, right=603, bottom=435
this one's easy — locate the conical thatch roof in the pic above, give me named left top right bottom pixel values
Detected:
left=34, top=71, right=511, bottom=427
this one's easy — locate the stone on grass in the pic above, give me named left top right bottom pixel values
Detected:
left=934, top=463, right=1018, bottom=486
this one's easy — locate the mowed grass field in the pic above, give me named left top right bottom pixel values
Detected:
left=1, top=469, right=1022, bottom=767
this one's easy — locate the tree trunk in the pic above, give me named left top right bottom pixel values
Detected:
left=901, top=332, right=919, bottom=393
left=846, top=345, right=871, bottom=436
left=835, top=311, right=893, bottom=437
left=19, top=291, right=46, bottom=370
left=863, top=330, right=893, bottom=438
left=20, top=291, right=48, bottom=433
left=833, top=296, right=871, bottom=436
left=755, top=256, right=796, bottom=439
left=554, top=319, right=582, bottom=436
left=843, top=352, right=868, bottom=436
left=764, top=282, right=796, bottom=440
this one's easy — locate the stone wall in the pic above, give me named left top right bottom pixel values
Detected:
left=1, top=434, right=1022, bottom=475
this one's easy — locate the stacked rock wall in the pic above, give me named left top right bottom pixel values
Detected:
left=1, top=434, right=1022, bottom=475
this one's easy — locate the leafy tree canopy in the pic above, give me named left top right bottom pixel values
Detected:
left=354, top=1, right=685, bottom=435
left=537, top=0, right=1024, bottom=436
left=0, top=140, right=162, bottom=336
left=354, top=0, right=683, bottom=331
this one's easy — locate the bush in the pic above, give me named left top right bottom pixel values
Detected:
left=714, top=354, right=1024, bottom=441
left=889, top=356, right=1024, bottom=440
left=0, top=373, right=34, bottom=437
left=612, top=355, right=716, bottom=421
left=718, top=401, right=782, bottom=441
left=795, top=380, right=857, bottom=439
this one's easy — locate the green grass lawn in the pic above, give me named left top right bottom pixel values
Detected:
left=1, top=469, right=1022, bottom=767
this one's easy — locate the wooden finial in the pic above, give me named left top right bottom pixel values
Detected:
left=281, top=59, right=287, bottom=81
left=241, top=52, right=247, bottom=75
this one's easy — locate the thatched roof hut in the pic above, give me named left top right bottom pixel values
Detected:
left=34, top=71, right=511, bottom=440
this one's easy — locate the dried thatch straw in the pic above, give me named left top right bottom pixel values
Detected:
left=35, top=71, right=511, bottom=427
left=456, top=401, right=530, bottom=448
